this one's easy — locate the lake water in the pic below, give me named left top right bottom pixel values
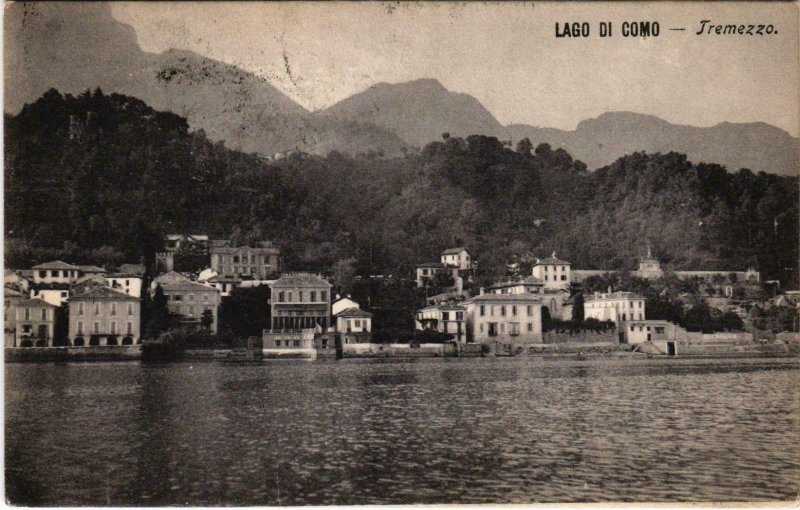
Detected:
left=5, top=357, right=799, bottom=505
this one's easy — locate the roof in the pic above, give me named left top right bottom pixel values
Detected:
left=417, top=262, right=445, bottom=268
left=118, top=264, right=146, bottom=275
left=4, top=287, right=24, bottom=298
left=335, top=307, right=373, bottom=318
left=160, top=280, right=219, bottom=292
left=488, top=276, right=544, bottom=290
left=153, top=271, right=192, bottom=284
left=70, top=286, right=137, bottom=301
left=270, top=273, right=331, bottom=288
left=208, top=276, right=242, bottom=283
left=534, top=257, right=571, bottom=266
left=31, top=260, right=81, bottom=270
left=417, top=303, right=466, bottom=313
left=74, top=274, right=106, bottom=285
left=17, top=297, right=57, bottom=308
left=78, top=265, right=106, bottom=273
left=585, top=291, right=644, bottom=302
left=442, top=247, right=468, bottom=255
left=468, top=293, right=543, bottom=303
left=106, top=273, right=143, bottom=279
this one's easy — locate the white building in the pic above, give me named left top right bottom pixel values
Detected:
left=415, top=303, right=466, bottom=343
left=29, top=288, right=70, bottom=307
left=441, top=247, right=472, bottom=271
left=487, top=276, right=545, bottom=295
left=31, top=261, right=82, bottom=285
left=465, top=293, right=543, bottom=344
left=584, top=291, right=646, bottom=325
left=531, top=253, right=571, bottom=291
left=105, top=274, right=143, bottom=298
left=334, top=307, right=373, bottom=344
left=332, top=296, right=361, bottom=316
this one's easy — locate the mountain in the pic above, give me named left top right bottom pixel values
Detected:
left=5, top=3, right=797, bottom=173
left=320, top=79, right=506, bottom=148
left=507, top=112, right=799, bottom=176
left=3, top=2, right=407, bottom=157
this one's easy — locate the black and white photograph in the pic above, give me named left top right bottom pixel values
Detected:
left=3, top=1, right=799, bottom=506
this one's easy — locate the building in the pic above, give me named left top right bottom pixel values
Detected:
left=209, top=240, right=281, bottom=279
left=415, top=262, right=447, bottom=288
left=105, top=274, right=143, bottom=298
left=78, top=265, right=106, bottom=277
left=151, top=271, right=192, bottom=290
left=31, top=260, right=82, bottom=285
left=206, top=275, right=242, bottom=297
left=15, top=298, right=57, bottom=347
left=269, top=273, right=332, bottom=330
left=30, top=287, right=70, bottom=307
left=197, top=268, right=219, bottom=282
left=68, top=287, right=141, bottom=346
left=4, top=287, right=25, bottom=347
left=487, top=276, right=545, bottom=295
left=465, top=293, right=543, bottom=344
left=332, top=295, right=361, bottom=316
left=5, top=270, right=31, bottom=292
left=572, top=245, right=761, bottom=284
left=624, top=319, right=676, bottom=345
left=531, top=253, right=571, bottom=291
left=160, top=280, right=220, bottom=334
left=117, top=263, right=146, bottom=276
left=72, top=273, right=107, bottom=295
left=415, top=303, right=466, bottom=343
left=441, top=247, right=472, bottom=270
left=163, top=234, right=209, bottom=253
left=335, top=307, right=373, bottom=344
left=584, top=291, right=646, bottom=325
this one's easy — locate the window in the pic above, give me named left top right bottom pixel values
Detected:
left=544, top=266, right=549, bottom=272
left=41, top=309, right=47, bottom=320
left=174, top=295, right=182, bottom=302
left=293, top=340, right=300, bottom=347
left=311, top=291, right=316, bottom=302
left=127, top=322, right=133, bottom=334
left=354, top=320, right=361, bottom=328
left=655, top=327, right=665, bottom=334
left=188, top=294, right=194, bottom=302
left=278, top=291, right=285, bottom=302
left=233, top=256, right=240, bottom=263
left=275, top=340, right=281, bottom=347
left=480, top=324, right=484, bottom=333
left=78, top=302, right=84, bottom=315
left=527, top=305, right=533, bottom=316
left=456, top=312, right=463, bottom=321
left=94, top=303, right=100, bottom=315
left=287, top=292, right=293, bottom=302
left=61, top=291, right=68, bottom=298
left=527, top=323, right=533, bottom=332
left=77, top=322, right=83, bottom=334
left=94, top=322, right=100, bottom=334
left=111, top=322, right=116, bottom=334
left=203, top=294, right=209, bottom=303
left=500, top=306, right=506, bottom=317
left=442, top=312, right=450, bottom=321
left=39, top=270, right=46, bottom=278
left=544, top=275, right=548, bottom=281
left=299, top=291, right=304, bottom=302
left=110, top=303, right=116, bottom=316
left=480, top=305, right=485, bottom=317
left=629, top=302, right=634, bottom=308
left=500, top=323, right=505, bottom=333
left=509, top=323, right=520, bottom=336
left=127, top=303, right=134, bottom=315
left=511, top=305, right=517, bottom=316
left=639, top=313, right=643, bottom=320
left=561, top=275, right=567, bottom=281
left=24, top=308, right=30, bottom=321
left=321, top=291, right=327, bottom=301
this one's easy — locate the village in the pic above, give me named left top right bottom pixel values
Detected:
left=4, top=233, right=798, bottom=361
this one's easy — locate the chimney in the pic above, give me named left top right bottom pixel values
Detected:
left=479, top=287, right=485, bottom=296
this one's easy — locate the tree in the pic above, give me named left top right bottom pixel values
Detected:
left=200, top=309, right=214, bottom=332
left=542, top=306, right=553, bottom=332
left=331, top=257, right=358, bottom=295
left=218, top=286, right=271, bottom=337
left=145, top=284, right=170, bottom=338
left=516, top=137, right=533, bottom=156
left=571, top=293, right=585, bottom=323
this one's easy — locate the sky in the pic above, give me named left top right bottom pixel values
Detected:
left=109, top=2, right=799, bottom=136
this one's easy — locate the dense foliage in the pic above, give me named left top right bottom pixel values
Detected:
left=6, top=90, right=798, bottom=290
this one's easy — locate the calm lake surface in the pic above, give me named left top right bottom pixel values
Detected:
left=6, top=357, right=800, bottom=505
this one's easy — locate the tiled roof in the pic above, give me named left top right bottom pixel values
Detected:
left=106, top=273, right=143, bottom=279
left=270, top=273, right=331, bottom=288
left=468, top=293, right=543, bottom=303
left=417, top=262, right=445, bottom=268
left=335, top=307, right=373, bottom=318
left=4, top=287, right=24, bottom=297
left=534, top=257, right=571, bottom=266
left=70, top=286, right=137, bottom=300
left=17, top=297, right=57, bottom=308
left=153, top=271, right=192, bottom=284
left=78, top=265, right=106, bottom=273
left=489, top=276, right=544, bottom=289
left=442, top=247, right=468, bottom=255
left=31, top=260, right=81, bottom=270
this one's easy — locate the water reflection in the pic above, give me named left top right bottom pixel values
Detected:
left=5, top=357, right=800, bottom=505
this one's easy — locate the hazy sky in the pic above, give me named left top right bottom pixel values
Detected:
left=110, top=2, right=799, bottom=135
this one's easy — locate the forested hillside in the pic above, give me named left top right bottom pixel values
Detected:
left=5, top=90, right=798, bottom=287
